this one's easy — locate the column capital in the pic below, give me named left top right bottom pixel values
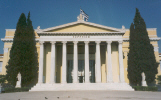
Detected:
left=39, top=41, right=44, bottom=45
left=73, top=41, right=78, bottom=44
left=50, top=41, right=56, bottom=45
left=95, top=41, right=101, bottom=44
left=106, top=40, right=112, bottom=44
left=62, top=41, right=67, bottom=44
left=118, top=40, right=123, bottom=44
left=84, top=41, right=89, bottom=44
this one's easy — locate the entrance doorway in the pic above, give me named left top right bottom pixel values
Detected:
left=89, top=60, right=95, bottom=83
left=78, top=60, right=84, bottom=83
left=67, top=60, right=73, bottom=83
left=67, top=60, right=95, bottom=83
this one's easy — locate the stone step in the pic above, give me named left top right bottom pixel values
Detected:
left=30, top=83, right=134, bottom=91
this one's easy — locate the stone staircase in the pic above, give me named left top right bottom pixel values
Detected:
left=30, top=83, right=134, bottom=91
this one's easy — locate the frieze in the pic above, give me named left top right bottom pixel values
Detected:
left=73, top=35, right=90, bottom=38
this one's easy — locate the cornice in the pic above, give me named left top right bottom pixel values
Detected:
left=123, top=35, right=157, bottom=38
left=5, top=28, right=157, bottom=32
left=5, top=29, right=38, bottom=31
left=5, top=29, right=16, bottom=31
left=1, top=38, right=13, bottom=42
left=1, top=38, right=39, bottom=42
left=125, top=28, right=157, bottom=31
left=37, top=32, right=125, bottom=36
left=5, top=36, right=39, bottom=38
left=149, top=37, right=161, bottom=41
left=38, top=21, right=125, bottom=33
left=2, top=37, right=160, bottom=42
left=123, top=37, right=161, bottom=42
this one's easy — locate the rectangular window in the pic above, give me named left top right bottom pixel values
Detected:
left=0, top=61, right=3, bottom=72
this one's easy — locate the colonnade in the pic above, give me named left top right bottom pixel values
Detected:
left=38, top=41, right=125, bottom=84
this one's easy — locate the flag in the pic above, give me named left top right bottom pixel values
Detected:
left=80, top=9, right=89, bottom=21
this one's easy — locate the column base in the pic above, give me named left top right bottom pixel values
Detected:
left=119, top=81, right=125, bottom=83
left=107, top=81, right=113, bottom=83
left=96, top=79, right=101, bottom=83
left=73, top=81, right=78, bottom=83
left=61, top=82, right=67, bottom=84
left=50, top=82, right=56, bottom=85
left=38, top=82, right=43, bottom=84
left=85, top=81, right=90, bottom=83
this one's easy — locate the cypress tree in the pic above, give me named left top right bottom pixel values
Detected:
left=128, top=8, right=159, bottom=86
left=6, top=12, right=38, bottom=87
left=21, top=12, right=38, bottom=87
left=6, top=13, right=27, bottom=86
left=128, top=22, right=141, bottom=86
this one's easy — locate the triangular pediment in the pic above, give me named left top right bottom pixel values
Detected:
left=38, top=21, right=124, bottom=33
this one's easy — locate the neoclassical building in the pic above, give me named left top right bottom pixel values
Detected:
left=0, top=14, right=161, bottom=91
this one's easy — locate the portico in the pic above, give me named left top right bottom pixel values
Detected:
left=38, top=40, right=125, bottom=84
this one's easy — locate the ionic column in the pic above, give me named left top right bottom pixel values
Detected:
left=85, top=41, right=89, bottom=83
left=95, top=41, right=101, bottom=83
left=62, top=41, right=67, bottom=83
left=106, top=41, right=113, bottom=83
left=118, top=40, right=125, bottom=83
left=50, top=41, right=56, bottom=84
left=73, top=41, right=78, bottom=83
left=38, top=41, right=44, bottom=84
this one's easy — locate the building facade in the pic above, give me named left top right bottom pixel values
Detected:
left=0, top=14, right=161, bottom=91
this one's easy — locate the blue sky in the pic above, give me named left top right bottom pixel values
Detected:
left=0, top=0, right=161, bottom=54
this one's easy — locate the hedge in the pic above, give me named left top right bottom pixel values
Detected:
left=2, top=87, right=30, bottom=93
left=132, top=86, right=158, bottom=91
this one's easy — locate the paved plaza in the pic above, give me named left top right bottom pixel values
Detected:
left=0, top=90, right=161, bottom=100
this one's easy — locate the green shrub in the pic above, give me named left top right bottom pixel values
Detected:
left=132, top=86, right=158, bottom=91
left=157, top=75, right=161, bottom=85
left=0, top=75, right=15, bottom=89
left=2, top=87, right=30, bottom=93
left=1, top=83, right=14, bottom=88
left=0, top=75, right=6, bottom=84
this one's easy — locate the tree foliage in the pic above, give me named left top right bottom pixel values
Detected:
left=128, top=8, right=159, bottom=86
left=6, top=13, right=27, bottom=86
left=157, top=75, right=161, bottom=85
left=21, top=12, right=38, bottom=87
left=5, top=12, right=38, bottom=87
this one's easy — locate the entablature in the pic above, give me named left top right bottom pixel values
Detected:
left=123, top=37, right=161, bottom=42
left=37, top=32, right=125, bottom=36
